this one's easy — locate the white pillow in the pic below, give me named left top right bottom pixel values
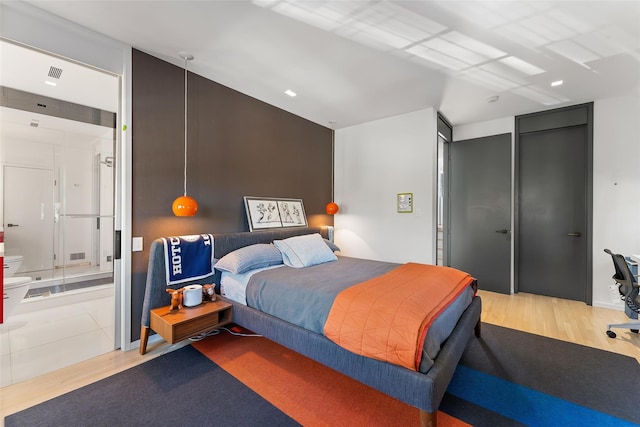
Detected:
left=273, top=233, right=337, bottom=268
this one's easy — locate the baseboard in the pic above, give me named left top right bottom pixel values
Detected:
left=593, top=300, right=625, bottom=311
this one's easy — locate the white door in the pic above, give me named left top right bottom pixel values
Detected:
left=4, top=166, right=55, bottom=274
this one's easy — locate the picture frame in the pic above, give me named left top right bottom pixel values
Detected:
left=397, top=193, right=413, bottom=213
left=244, top=196, right=308, bottom=231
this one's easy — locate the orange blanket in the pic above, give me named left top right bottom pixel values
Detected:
left=323, top=263, right=474, bottom=371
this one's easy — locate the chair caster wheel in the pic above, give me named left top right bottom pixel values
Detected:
left=606, top=330, right=617, bottom=339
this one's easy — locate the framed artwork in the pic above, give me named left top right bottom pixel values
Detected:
left=244, top=196, right=308, bottom=231
left=397, top=193, right=413, bottom=213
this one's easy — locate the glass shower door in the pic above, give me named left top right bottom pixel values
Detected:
left=57, top=149, right=114, bottom=290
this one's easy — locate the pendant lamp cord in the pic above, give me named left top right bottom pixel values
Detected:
left=183, top=57, right=188, bottom=197
left=330, top=121, right=336, bottom=201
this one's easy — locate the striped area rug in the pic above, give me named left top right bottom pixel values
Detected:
left=4, top=344, right=299, bottom=427
left=192, top=328, right=468, bottom=426
left=193, top=323, right=640, bottom=426
left=442, top=323, right=640, bottom=427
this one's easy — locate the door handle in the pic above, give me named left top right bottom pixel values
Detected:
left=567, top=232, right=582, bottom=237
left=495, top=229, right=509, bottom=234
left=7, top=223, right=19, bottom=227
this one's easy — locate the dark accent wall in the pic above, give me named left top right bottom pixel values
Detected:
left=131, top=49, right=332, bottom=340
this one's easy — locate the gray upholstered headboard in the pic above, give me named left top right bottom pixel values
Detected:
left=141, top=227, right=328, bottom=327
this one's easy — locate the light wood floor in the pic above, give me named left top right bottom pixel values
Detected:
left=1, top=291, right=639, bottom=421
left=478, top=290, right=640, bottom=362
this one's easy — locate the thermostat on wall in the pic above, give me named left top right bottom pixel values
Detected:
left=397, top=193, right=413, bottom=213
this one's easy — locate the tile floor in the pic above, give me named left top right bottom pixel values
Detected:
left=1, top=285, right=115, bottom=387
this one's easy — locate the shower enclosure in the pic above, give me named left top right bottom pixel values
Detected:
left=2, top=111, right=115, bottom=294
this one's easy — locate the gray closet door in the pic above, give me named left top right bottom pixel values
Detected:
left=518, top=126, right=587, bottom=301
left=449, top=133, right=511, bottom=294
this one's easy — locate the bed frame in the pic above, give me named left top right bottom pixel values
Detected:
left=140, top=227, right=482, bottom=427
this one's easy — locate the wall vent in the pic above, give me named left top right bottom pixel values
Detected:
left=48, top=66, right=63, bottom=79
left=70, top=252, right=86, bottom=261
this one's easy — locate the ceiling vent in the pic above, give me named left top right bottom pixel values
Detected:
left=48, top=66, right=63, bottom=79
left=30, top=121, right=39, bottom=128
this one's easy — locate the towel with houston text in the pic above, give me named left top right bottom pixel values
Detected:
left=162, top=234, right=214, bottom=285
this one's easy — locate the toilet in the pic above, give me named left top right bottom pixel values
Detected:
left=3, top=276, right=32, bottom=322
left=4, top=255, right=24, bottom=278
left=3, top=256, right=30, bottom=322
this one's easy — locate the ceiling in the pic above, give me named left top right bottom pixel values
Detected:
left=7, top=0, right=640, bottom=129
left=0, top=37, right=119, bottom=144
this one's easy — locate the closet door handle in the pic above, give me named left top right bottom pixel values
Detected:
left=567, top=232, right=582, bottom=237
left=7, top=223, right=19, bottom=227
left=495, top=229, right=509, bottom=234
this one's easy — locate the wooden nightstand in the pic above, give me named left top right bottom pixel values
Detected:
left=140, top=299, right=233, bottom=354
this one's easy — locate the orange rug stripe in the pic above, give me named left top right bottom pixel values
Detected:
left=192, top=330, right=470, bottom=427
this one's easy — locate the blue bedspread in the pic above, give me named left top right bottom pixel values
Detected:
left=245, top=256, right=475, bottom=373
left=246, top=257, right=397, bottom=334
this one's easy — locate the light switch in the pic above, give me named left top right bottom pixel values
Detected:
left=132, top=237, right=143, bottom=252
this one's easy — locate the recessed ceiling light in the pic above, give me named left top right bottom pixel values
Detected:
left=45, top=80, right=57, bottom=87
left=551, top=80, right=563, bottom=87
left=285, top=89, right=297, bottom=97
left=499, top=56, right=545, bottom=76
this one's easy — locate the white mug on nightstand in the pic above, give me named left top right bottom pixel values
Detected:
left=182, top=285, right=203, bottom=307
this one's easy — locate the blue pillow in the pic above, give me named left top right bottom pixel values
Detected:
left=324, top=238, right=341, bottom=252
left=214, top=244, right=283, bottom=274
left=274, top=233, right=337, bottom=268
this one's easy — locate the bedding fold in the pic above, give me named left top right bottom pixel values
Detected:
left=323, top=263, right=474, bottom=371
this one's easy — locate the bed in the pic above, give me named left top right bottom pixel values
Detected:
left=140, top=227, right=482, bottom=427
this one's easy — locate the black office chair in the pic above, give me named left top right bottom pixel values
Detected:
left=604, top=249, right=640, bottom=338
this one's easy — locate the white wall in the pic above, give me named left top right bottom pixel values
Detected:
left=592, top=95, right=640, bottom=309
left=334, top=108, right=438, bottom=264
left=454, top=117, right=514, bottom=142
left=4, top=1, right=637, bottom=334
left=449, top=96, right=640, bottom=310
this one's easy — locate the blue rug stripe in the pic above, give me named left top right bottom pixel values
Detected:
left=447, top=365, right=636, bottom=427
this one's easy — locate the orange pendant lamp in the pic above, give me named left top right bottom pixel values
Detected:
left=172, top=54, right=198, bottom=217
left=326, top=201, right=339, bottom=215
left=325, top=121, right=339, bottom=215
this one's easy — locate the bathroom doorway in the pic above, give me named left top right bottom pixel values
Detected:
left=0, top=39, right=121, bottom=385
